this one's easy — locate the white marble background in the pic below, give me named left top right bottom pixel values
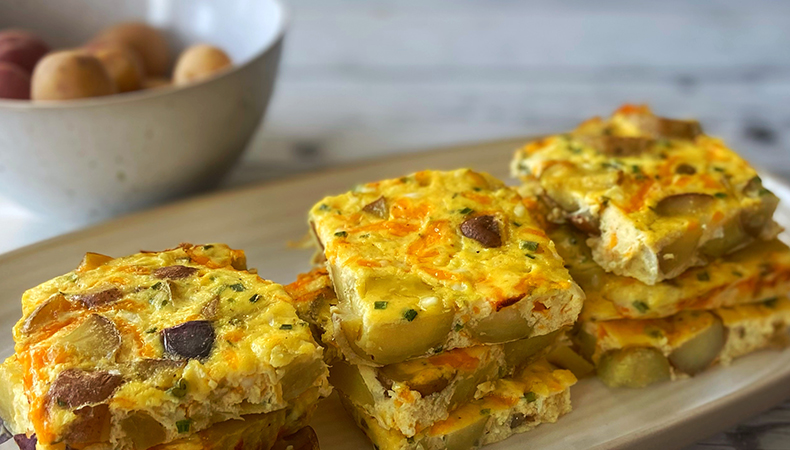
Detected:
left=1, top=1, right=789, bottom=448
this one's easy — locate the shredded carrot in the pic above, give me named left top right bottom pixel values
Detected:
left=428, top=350, right=480, bottom=371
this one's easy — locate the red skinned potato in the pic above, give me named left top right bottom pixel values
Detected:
left=91, top=22, right=170, bottom=76
left=31, top=50, right=116, bottom=101
left=87, top=43, right=144, bottom=92
left=0, top=29, right=49, bottom=73
left=173, top=44, right=232, bottom=85
left=0, top=62, right=31, bottom=99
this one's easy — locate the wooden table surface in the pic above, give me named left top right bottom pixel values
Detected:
left=2, top=1, right=789, bottom=448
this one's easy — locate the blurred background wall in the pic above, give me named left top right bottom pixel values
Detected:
left=236, top=0, right=790, bottom=183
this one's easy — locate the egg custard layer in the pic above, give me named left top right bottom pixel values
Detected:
left=286, top=267, right=564, bottom=436
left=548, top=224, right=790, bottom=321
left=340, top=359, right=575, bottom=450
left=5, top=244, right=330, bottom=450
left=576, top=297, right=790, bottom=388
left=309, top=169, right=584, bottom=366
left=511, top=104, right=781, bottom=285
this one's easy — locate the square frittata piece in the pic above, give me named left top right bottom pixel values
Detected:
left=5, top=244, right=330, bottom=450
left=576, top=297, right=790, bottom=388
left=511, top=105, right=782, bottom=285
left=308, top=169, right=584, bottom=365
left=285, top=267, right=565, bottom=436
left=549, top=224, right=790, bottom=321
left=341, top=359, right=575, bottom=450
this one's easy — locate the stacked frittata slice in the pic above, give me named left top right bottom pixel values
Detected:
left=512, top=105, right=790, bottom=388
left=301, top=169, right=585, bottom=449
left=0, top=244, right=331, bottom=450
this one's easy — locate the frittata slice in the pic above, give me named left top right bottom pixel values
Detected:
left=511, top=105, right=781, bottom=285
left=576, top=297, right=790, bottom=388
left=549, top=224, right=790, bottom=321
left=341, top=359, right=575, bottom=450
left=285, top=267, right=564, bottom=436
left=6, top=244, right=331, bottom=450
left=309, top=169, right=584, bottom=365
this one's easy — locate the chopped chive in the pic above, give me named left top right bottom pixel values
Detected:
left=458, top=207, right=474, bottom=215
left=176, top=419, right=191, bottom=433
left=631, top=165, right=641, bottom=174
left=714, top=192, right=728, bottom=199
left=764, top=297, right=779, bottom=308
left=334, top=231, right=348, bottom=237
left=713, top=167, right=725, bottom=173
left=167, top=379, right=188, bottom=398
left=229, top=283, right=245, bottom=292
left=524, top=254, right=536, bottom=259
left=161, top=300, right=168, bottom=307
left=696, top=271, right=710, bottom=282
left=454, top=323, right=464, bottom=332
left=646, top=329, right=663, bottom=339
left=249, top=294, right=261, bottom=303
left=473, top=187, right=482, bottom=192
left=57, top=399, right=67, bottom=408
left=403, top=309, right=418, bottom=322
left=433, top=345, right=443, bottom=354
left=145, top=327, right=157, bottom=334
left=280, top=324, right=293, bottom=330
left=374, top=301, right=388, bottom=310
left=632, top=301, right=650, bottom=313
left=512, top=221, right=522, bottom=227
left=480, top=408, right=491, bottom=415
left=151, top=282, right=162, bottom=290
left=520, top=241, right=539, bottom=252
left=318, top=204, right=330, bottom=211
left=523, top=392, right=537, bottom=403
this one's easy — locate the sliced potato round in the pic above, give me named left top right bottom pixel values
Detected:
left=655, top=193, right=714, bottom=217
left=700, top=218, right=749, bottom=258
left=658, top=225, right=703, bottom=276
left=441, top=413, right=488, bottom=450
left=61, top=314, right=121, bottom=361
left=597, top=347, right=671, bottom=388
left=668, top=315, right=725, bottom=376
left=467, top=305, right=533, bottom=344
left=503, top=329, right=560, bottom=370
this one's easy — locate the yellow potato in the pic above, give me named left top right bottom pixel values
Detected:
left=92, top=22, right=170, bottom=76
left=141, top=76, right=171, bottom=90
left=173, top=44, right=232, bottom=85
left=31, top=50, right=116, bottom=101
left=88, top=43, right=144, bottom=92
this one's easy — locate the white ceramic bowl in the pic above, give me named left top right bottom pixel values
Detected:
left=0, top=0, right=286, bottom=222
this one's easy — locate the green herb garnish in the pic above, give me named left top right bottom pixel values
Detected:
left=523, top=392, right=538, bottom=403
left=403, top=309, right=418, bottom=322
left=280, top=324, right=293, bottom=330
left=249, top=294, right=261, bottom=303
left=480, top=408, right=491, bottom=415
left=318, top=204, right=330, bottom=211
left=764, top=297, right=779, bottom=308
left=335, top=231, right=348, bottom=237
left=633, top=301, right=650, bottom=313
left=459, top=207, right=474, bottom=215
left=374, top=301, right=388, bottom=310
left=520, top=241, right=539, bottom=252
left=696, top=271, right=710, bottom=282
left=454, top=323, right=464, bottom=332
left=714, top=192, right=728, bottom=199
left=167, top=379, right=188, bottom=398
left=229, top=283, right=245, bottom=292
left=176, top=419, right=191, bottom=433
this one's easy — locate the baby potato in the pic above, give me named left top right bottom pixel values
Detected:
left=0, top=29, right=50, bottom=73
left=88, top=43, right=144, bottom=92
left=91, top=22, right=170, bottom=76
left=31, top=50, right=116, bottom=101
left=141, top=76, right=171, bottom=90
left=0, top=61, right=31, bottom=100
left=173, top=44, right=232, bottom=85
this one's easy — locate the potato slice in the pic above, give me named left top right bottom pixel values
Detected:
left=48, top=369, right=123, bottom=409
left=20, top=293, right=77, bottom=337
left=503, top=329, right=560, bottom=370
left=668, top=315, right=725, bottom=376
left=329, top=360, right=375, bottom=407
left=437, top=413, right=488, bottom=450
left=272, top=427, right=320, bottom=450
left=546, top=345, right=595, bottom=378
left=468, top=305, right=533, bottom=344
left=119, top=412, right=167, bottom=450
left=61, top=314, right=121, bottom=361
left=700, top=218, right=749, bottom=258
left=77, top=253, right=114, bottom=272
left=597, top=347, right=671, bottom=388
left=658, top=225, right=703, bottom=276
left=655, top=193, right=714, bottom=217
left=65, top=404, right=111, bottom=446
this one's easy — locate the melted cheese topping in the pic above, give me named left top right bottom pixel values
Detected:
left=10, top=244, right=329, bottom=448
left=309, top=169, right=582, bottom=363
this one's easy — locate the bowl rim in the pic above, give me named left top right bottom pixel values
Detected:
left=0, top=0, right=288, bottom=110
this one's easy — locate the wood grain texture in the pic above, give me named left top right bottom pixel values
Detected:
left=1, top=140, right=790, bottom=450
